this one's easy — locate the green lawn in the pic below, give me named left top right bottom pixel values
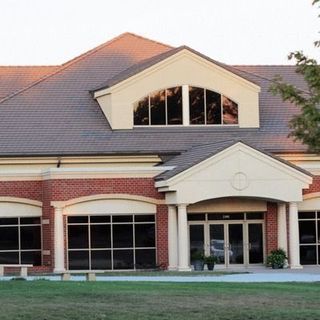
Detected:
left=0, top=281, right=319, bottom=320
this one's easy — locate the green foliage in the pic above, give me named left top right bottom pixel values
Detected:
left=204, top=255, right=218, bottom=265
left=191, top=250, right=204, bottom=261
left=270, top=2, right=320, bottom=153
left=266, top=249, right=288, bottom=268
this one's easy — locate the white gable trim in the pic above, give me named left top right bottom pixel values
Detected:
left=156, top=142, right=312, bottom=189
left=94, top=49, right=260, bottom=98
left=155, top=142, right=312, bottom=204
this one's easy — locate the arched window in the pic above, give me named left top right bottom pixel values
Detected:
left=134, top=86, right=183, bottom=126
left=189, top=86, right=238, bottom=125
left=133, top=85, right=238, bottom=126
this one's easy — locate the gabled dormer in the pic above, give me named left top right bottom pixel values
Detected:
left=92, top=47, right=261, bottom=130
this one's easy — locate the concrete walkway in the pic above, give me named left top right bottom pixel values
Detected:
left=1, top=266, right=320, bottom=282
left=0, top=273, right=319, bottom=282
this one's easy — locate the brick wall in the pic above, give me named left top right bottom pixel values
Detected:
left=265, top=202, right=278, bottom=254
left=0, top=178, right=167, bottom=273
left=156, top=204, right=168, bottom=268
left=303, top=176, right=320, bottom=195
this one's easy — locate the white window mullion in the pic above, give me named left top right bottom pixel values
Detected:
left=221, top=95, right=224, bottom=125
left=148, top=95, right=151, bottom=126
left=204, top=89, right=207, bottom=125
left=182, top=85, right=190, bottom=126
left=18, top=218, right=21, bottom=264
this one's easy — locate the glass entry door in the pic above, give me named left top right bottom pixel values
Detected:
left=189, top=217, right=264, bottom=268
left=209, top=224, right=225, bottom=265
left=228, top=224, right=244, bottom=264
left=209, top=223, right=244, bottom=266
left=248, top=223, right=264, bottom=264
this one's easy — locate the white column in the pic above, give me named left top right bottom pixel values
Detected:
left=177, top=204, right=191, bottom=271
left=288, top=202, right=302, bottom=269
left=168, top=205, right=178, bottom=270
left=182, top=85, right=190, bottom=126
left=54, top=206, right=65, bottom=272
left=277, top=203, right=288, bottom=253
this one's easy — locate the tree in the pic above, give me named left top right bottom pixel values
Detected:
left=270, top=0, right=320, bottom=153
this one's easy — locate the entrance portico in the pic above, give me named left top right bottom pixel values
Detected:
left=155, top=142, right=312, bottom=271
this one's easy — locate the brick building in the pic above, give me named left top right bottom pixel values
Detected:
left=0, top=33, right=318, bottom=272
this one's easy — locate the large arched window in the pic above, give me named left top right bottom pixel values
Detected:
left=189, top=86, right=238, bottom=125
left=133, top=85, right=238, bottom=126
left=134, top=86, right=183, bottom=126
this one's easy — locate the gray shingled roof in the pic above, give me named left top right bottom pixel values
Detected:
left=156, top=140, right=312, bottom=181
left=0, top=33, right=309, bottom=157
left=0, top=66, right=58, bottom=99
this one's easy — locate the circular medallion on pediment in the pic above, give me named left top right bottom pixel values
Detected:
left=231, top=172, right=249, bottom=191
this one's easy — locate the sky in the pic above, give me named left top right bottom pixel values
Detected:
left=0, top=0, right=319, bottom=66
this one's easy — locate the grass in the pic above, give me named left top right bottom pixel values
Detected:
left=0, top=281, right=320, bottom=320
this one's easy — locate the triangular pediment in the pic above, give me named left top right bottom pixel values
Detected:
left=93, top=49, right=260, bottom=129
left=156, top=142, right=312, bottom=204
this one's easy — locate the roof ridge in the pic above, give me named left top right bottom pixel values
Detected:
left=0, top=32, right=148, bottom=104
left=0, top=65, right=58, bottom=68
left=121, top=32, right=173, bottom=50
left=232, top=64, right=296, bottom=67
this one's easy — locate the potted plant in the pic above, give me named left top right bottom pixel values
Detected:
left=204, top=255, right=218, bottom=271
left=266, top=248, right=288, bottom=269
left=191, top=251, right=204, bottom=271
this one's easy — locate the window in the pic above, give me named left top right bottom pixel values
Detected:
left=298, top=211, right=320, bottom=265
left=67, top=214, right=156, bottom=270
left=189, top=86, right=238, bottom=125
left=134, top=85, right=238, bottom=126
left=134, top=86, right=182, bottom=126
left=0, top=217, right=42, bottom=265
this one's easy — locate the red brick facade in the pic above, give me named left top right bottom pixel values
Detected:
left=1, top=175, right=320, bottom=273
left=0, top=178, right=167, bottom=273
left=303, top=176, right=320, bottom=195
left=265, top=202, right=278, bottom=254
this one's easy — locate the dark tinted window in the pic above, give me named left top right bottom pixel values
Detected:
left=188, top=214, right=206, bottom=221
left=68, top=216, right=88, bottom=224
left=134, top=215, right=155, bottom=222
left=68, top=251, right=89, bottom=270
left=134, top=96, right=149, bottom=125
left=299, top=221, right=316, bottom=244
left=298, top=212, right=316, bottom=219
left=0, top=218, right=18, bottom=225
left=20, top=217, right=41, bottom=225
left=68, top=225, right=89, bottom=249
left=20, top=226, right=41, bottom=249
left=113, top=250, right=134, bottom=269
left=90, top=216, right=110, bottom=223
left=150, top=90, right=166, bottom=125
left=91, top=225, right=111, bottom=248
left=113, top=224, right=133, bottom=248
left=246, top=212, right=264, bottom=220
left=91, top=250, right=112, bottom=270
left=223, top=96, right=238, bottom=124
left=135, top=249, right=156, bottom=269
left=0, top=227, right=19, bottom=250
left=113, top=215, right=133, bottom=223
left=189, top=86, right=204, bottom=124
left=206, top=90, right=221, bottom=124
left=135, top=224, right=155, bottom=247
left=167, top=87, right=182, bottom=125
